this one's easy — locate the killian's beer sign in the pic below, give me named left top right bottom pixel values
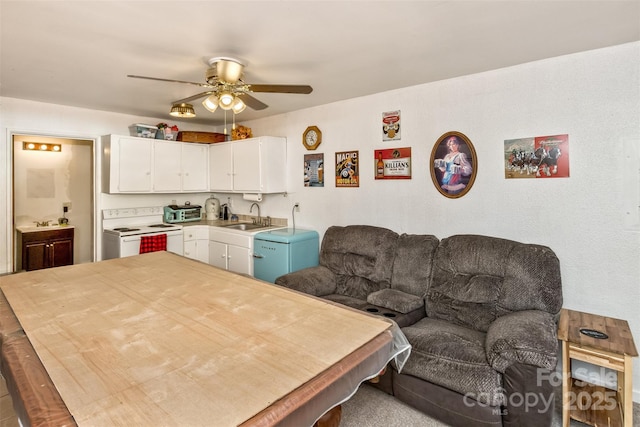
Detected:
left=375, top=147, right=412, bottom=180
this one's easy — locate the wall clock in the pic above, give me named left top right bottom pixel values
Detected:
left=303, top=126, right=322, bottom=150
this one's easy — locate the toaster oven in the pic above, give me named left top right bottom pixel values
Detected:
left=163, top=204, right=202, bottom=223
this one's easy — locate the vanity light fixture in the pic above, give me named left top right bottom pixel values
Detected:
left=23, top=142, right=61, bottom=152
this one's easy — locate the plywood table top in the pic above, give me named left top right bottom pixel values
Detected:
left=0, top=252, right=394, bottom=426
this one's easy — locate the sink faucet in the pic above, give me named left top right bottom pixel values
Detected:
left=249, top=203, right=261, bottom=225
left=34, top=220, right=51, bottom=227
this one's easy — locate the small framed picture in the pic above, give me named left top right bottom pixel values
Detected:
left=304, top=153, right=324, bottom=187
left=335, top=150, right=359, bottom=187
left=430, top=131, right=477, bottom=198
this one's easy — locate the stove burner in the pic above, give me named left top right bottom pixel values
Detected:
left=113, top=227, right=141, bottom=232
left=149, top=224, right=174, bottom=228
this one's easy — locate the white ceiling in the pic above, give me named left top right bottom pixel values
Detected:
left=1, top=1, right=639, bottom=126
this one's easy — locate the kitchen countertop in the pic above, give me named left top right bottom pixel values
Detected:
left=182, top=215, right=288, bottom=235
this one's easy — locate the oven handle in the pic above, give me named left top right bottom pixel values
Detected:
left=121, top=230, right=183, bottom=241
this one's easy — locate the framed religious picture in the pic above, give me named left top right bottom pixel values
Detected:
left=335, top=150, right=359, bottom=187
left=430, top=131, right=477, bottom=198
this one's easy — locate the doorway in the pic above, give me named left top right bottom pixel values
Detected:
left=12, top=134, right=95, bottom=271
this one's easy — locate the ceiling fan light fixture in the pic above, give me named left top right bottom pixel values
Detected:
left=214, top=58, right=244, bottom=83
left=218, top=91, right=235, bottom=110
left=170, top=102, right=196, bottom=118
left=202, top=95, right=219, bottom=113
left=231, top=97, right=246, bottom=114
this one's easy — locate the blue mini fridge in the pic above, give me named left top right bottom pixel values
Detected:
left=253, top=228, right=319, bottom=283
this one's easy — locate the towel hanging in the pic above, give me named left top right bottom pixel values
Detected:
left=140, top=234, right=167, bottom=254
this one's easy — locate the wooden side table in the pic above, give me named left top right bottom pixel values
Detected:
left=558, top=309, right=638, bottom=427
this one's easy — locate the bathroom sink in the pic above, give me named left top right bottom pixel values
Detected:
left=16, top=224, right=73, bottom=233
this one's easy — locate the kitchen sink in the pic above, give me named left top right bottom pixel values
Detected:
left=219, top=223, right=268, bottom=231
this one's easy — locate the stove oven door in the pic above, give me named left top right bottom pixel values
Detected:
left=119, top=230, right=184, bottom=258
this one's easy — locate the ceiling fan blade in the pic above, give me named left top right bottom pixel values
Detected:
left=240, top=93, right=269, bottom=110
left=248, top=84, right=313, bottom=94
left=173, top=91, right=215, bottom=104
left=127, top=74, right=213, bottom=88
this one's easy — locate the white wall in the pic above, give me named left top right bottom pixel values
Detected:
left=1, top=42, right=639, bottom=400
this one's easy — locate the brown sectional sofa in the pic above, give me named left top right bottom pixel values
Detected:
left=275, top=225, right=563, bottom=427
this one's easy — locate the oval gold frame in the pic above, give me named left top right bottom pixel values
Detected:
left=430, top=131, right=477, bottom=198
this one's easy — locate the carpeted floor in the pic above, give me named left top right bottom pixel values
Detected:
left=341, top=383, right=640, bottom=427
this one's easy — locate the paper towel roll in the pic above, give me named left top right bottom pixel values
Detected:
left=243, top=193, right=263, bottom=202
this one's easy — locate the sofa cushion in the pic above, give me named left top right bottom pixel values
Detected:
left=427, top=235, right=562, bottom=332
left=485, top=310, right=558, bottom=373
left=401, top=317, right=504, bottom=407
left=390, top=233, right=439, bottom=297
left=367, top=289, right=424, bottom=314
left=275, top=266, right=337, bottom=296
left=320, top=225, right=399, bottom=298
left=322, top=294, right=371, bottom=311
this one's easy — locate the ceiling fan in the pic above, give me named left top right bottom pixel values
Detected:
left=127, top=57, right=313, bottom=117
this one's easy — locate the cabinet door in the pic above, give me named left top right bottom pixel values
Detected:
left=153, top=141, right=182, bottom=192
left=194, top=240, right=209, bottom=264
left=50, top=238, right=74, bottom=267
left=183, top=240, right=197, bottom=260
left=232, top=138, right=262, bottom=192
left=117, top=137, right=153, bottom=192
left=182, top=144, right=209, bottom=192
left=23, top=241, right=47, bottom=271
left=209, top=240, right=228, bottom=270
left=209, top=143, right=234, bottom=191
left=227, top=245, right=251, bottom=275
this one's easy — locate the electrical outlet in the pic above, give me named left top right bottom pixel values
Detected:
left=63, top=202, right=71, bottom=212
left=294, top=203, right=300, bottom=212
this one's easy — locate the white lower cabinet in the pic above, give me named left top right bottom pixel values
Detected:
left=183, top=226, right=209, bottom=264
left=209, top=229, right=252, bottom=275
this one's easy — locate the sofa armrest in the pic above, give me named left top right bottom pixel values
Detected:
left=485, top=310, right=558, bottom=373
left=367, top=289, right=424, bottom=314
left=274, top=266, right=337, bottom=297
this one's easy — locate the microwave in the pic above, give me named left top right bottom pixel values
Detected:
left=163, top=205, right=202, bottom=223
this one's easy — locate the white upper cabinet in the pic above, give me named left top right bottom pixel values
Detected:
left=102, top=135, right=153, bottom=193
left=208, top=136, right=286, bottom=194
left=208, top=142, right=234, bottom=191
left=153, top=140, right=182, bottom=192
left=181, top=143, right=209, bottom=191
left=102, top=135, right=209, bottom=194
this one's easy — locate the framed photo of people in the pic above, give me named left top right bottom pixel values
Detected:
left=430, top=131, right=477, bottom=198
